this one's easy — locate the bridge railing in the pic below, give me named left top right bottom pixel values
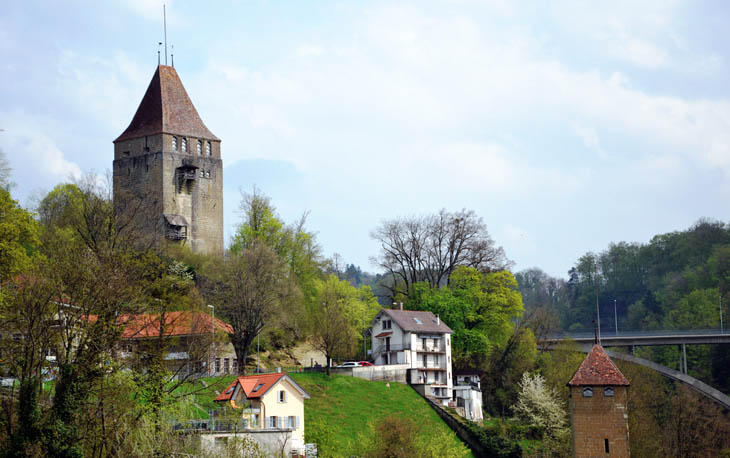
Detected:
left=543, top=328, right=730, bottom=341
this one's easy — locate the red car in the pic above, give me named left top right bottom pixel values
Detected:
left=359, top=361, right=374, bottom=366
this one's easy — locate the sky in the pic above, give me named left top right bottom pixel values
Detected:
left=2, top=0, right=730, bottom=279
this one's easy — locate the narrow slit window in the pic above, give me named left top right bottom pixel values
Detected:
left=172, top=136, right=178, bottom=151
left=197, top=139, right=202, bottom=154
left=604, top=438, right=609, bottom=453
left=182, top=137, right=187, bottom=152
left=206, top=141, right=211, bottom=155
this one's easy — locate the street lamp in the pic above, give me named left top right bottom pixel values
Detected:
left=208, top=304, right=215, bottom=376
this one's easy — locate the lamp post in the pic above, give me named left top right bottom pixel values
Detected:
left=614, top=299, right=618, bottom=334
left=208, top=304, right=215, bottom=376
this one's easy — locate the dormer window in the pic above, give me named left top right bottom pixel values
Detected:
left=604, top=387, right=614, bottom=397
left=583, top=387, right=593, bottom=397
left=197, top=140, right=202, bottom=155
left=181, top=137, right=187, bottom=152
left=172, top=136, right=178, bottom=151
left=206, top=141, right=211, bottom=155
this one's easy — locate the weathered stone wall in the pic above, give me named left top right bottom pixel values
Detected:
left=570, top=385, right=630, bottom=458
left=113, top=133, right=223, bottom=254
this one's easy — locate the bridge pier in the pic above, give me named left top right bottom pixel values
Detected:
left=683, top=343, right=688, bottom=374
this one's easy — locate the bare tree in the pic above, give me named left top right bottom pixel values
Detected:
left=0, top=148, right=11, bottom=191
left=203, top=244, right=298, bottom=375
left=371, top=208, right=509, bottom=298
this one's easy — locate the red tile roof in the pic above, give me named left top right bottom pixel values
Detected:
left=115, top=65, right=219, bottom=143
left=568, top=345, right=630, bottom=386
left=215, top=373, right=288, bottom=402
left=118, top=311, right=233, bottom=339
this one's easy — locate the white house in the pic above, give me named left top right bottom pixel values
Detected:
left=453, top=370, right=483, bottom=422
left=370, top=307, right=453, bottom=405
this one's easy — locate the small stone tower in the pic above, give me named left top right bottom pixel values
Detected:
left=568, top=345, right=630, bottom=458
left=113, top=65, right=223, bottom=254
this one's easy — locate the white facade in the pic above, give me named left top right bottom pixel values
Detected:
left=453, top=373, right=483, bottom=422
left=370, top=309, right=453, bottom=405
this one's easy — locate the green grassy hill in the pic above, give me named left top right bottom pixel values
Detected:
left=289, top=372, right=473, bottom=457
left=179, top=372, right=473, bottom=457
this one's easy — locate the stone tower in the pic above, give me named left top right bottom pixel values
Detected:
left=113, top=65, right=223, bottom=254
left=568, top=345, right=630, bottom=458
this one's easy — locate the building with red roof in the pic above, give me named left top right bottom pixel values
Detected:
left=118, top=311, right=237, bottom=378
left=568, top=345, right=630, bottom=458
left=212, top=372, right=310, bottom=454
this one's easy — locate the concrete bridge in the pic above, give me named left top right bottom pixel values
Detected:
left=539, top=330, right=730, bottom=410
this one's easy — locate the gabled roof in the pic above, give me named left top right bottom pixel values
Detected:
left=118, top=311, right=233, bottom=339
left=214, top=373, right=311, bottom=403
left=568, top=345, right=630, bottom=386
left=373, top=309, right=453, bottom=334
left=115, top=65, right=219, bottom=143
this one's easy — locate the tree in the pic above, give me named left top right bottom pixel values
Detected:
left=0, top=148, right=11, bottom=191
left=371, top=208, right=509, bottom=298
left=203, top=244, right=297, bottom=375
left=512, top=372, right=568, bottom=436
left=410, top=266, right=524, bottom=368
left=0, top=188, right=40, bottom=282
left=309, top=275, right=380, bottom=375
left=231, top=187, right=322, bottom=336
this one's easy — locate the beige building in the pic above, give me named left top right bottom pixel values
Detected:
left=370, top=307, right=454, bottom=405
left=113, top=65, right=223, bottom=254
left=214, top=372, right=311, bottom=454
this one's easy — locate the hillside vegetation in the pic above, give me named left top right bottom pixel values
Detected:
left=289, top=373, right=474, bottom=457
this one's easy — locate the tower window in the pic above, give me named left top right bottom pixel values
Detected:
left=604, top=387, right=614, bottom=397
left=182, top=137, right=187, bottom=152
left=582, top=387, right=593, bottom=397
left=172, top=136, right=178, bottom=151
left=205, top=170, right=210, bottom=178
left=197, top=140, right=202, bottom=155
left=206, top=141, right=211, bottom=155
left=200, top=170, right=205, bottom=178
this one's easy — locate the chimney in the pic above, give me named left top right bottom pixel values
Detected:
left=436, top=315, right=440, bottom=325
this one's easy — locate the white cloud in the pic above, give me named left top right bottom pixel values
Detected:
left=0, top=113, right=82, bottom=185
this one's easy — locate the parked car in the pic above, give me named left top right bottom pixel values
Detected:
left=358, top=361, right=374, bottom=366
left=336, top=361, right=361, bottom=368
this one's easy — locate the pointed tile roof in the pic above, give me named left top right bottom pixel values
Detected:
left=115, top=65, right=219, bottom=143
left=568, top=345, right=630, bottom=386
left=214, top=373, right=311, bottom=403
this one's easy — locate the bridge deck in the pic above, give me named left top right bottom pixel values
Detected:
left=542, top=329, right=730, bottom=347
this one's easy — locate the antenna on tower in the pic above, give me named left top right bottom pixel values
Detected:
left=157, top=42, right=162, bottom=65
left=171, top=45, right=174, bottom=67
left=163, top=4, right=168, bottom=66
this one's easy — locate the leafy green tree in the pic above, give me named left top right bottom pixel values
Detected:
left=410, top=266, right=524, bottom=367
left=310, top=275, right=380, bottom=375
left=0, top=188, right=40, bottom=282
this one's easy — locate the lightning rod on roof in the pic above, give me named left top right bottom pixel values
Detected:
left=157, top=42, right=162, bottom=65
left=163, top=4, right=168, bottom=66
left=171, top=45, right=174, bottom=67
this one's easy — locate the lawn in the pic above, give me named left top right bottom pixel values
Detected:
left=289, top=372, right=474, bottom=457
left=174, top=372, right=474, bottom=456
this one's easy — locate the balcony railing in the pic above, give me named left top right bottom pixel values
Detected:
left=413, top=344, right=445, bottom=353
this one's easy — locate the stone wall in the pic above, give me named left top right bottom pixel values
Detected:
left=570, top=385, right=630, bottom=458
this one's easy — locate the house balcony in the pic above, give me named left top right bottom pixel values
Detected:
left=413, top=344, right=445, bottom=353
